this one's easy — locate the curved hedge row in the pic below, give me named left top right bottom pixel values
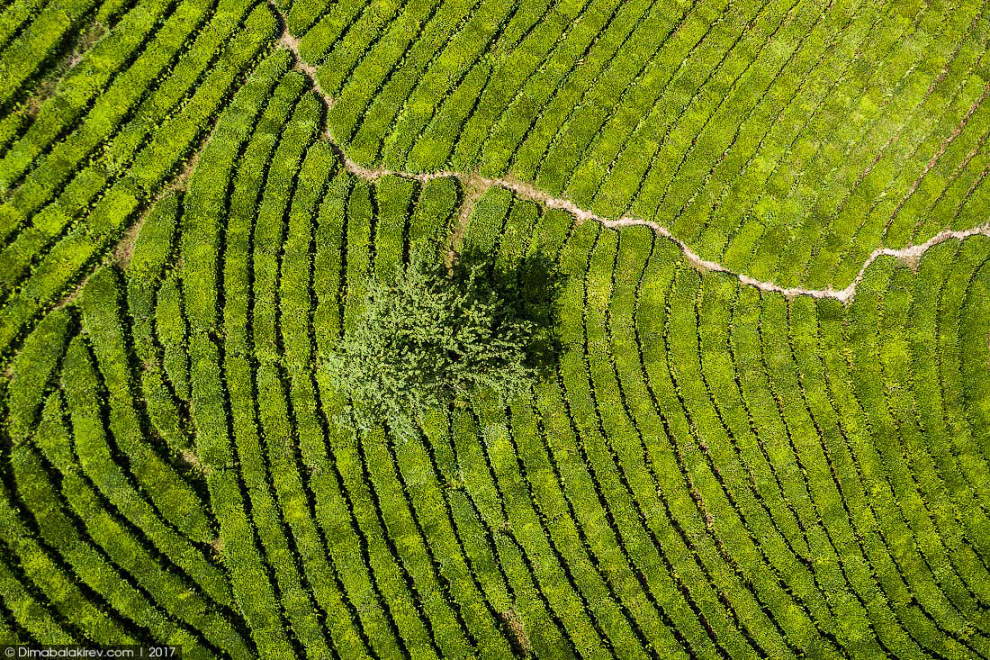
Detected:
left=1, top=3, right=989, bottom=658
left=286, top=0, right=990, bottom=290
left=8, top=156, right=987, bottom=656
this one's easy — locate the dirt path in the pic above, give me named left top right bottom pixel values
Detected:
left=266, top=2, right=990, bottom=303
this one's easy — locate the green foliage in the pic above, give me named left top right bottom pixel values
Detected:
left=3, top=2, right=990, bottom=656
left=327, top=254, right=539, bottom=435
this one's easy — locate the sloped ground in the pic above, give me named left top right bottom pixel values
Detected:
left=1, top=0, right=989, bottom=657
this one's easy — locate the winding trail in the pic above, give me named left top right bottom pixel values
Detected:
left=269, top=3, right=990, bottom=303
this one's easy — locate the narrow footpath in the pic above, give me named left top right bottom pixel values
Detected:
left=268, top=2, right=990, bottom=303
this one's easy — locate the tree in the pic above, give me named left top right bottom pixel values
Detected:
left=326, top=253, right=547, bottom=437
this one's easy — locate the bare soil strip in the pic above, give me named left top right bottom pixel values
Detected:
left=264, top=2, right=990, bottom=303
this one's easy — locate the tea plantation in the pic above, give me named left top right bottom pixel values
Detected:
left=0, top=0, right=989, bottom=657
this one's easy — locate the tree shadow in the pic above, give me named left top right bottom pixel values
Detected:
left=452, top=247, right=565, bottom=379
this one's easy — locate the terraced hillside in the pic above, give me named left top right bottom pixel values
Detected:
left=1, top=0, right=989, bottom=657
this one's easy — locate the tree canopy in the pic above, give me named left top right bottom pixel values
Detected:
left=326, top=253, right=554, bottom=436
